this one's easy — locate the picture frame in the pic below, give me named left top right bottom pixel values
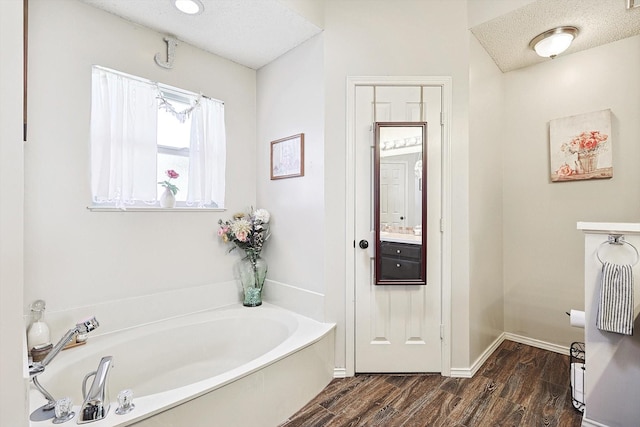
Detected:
left=549, top=109, right=612, bottom=182
left=270, top=133, right=304, bottom=180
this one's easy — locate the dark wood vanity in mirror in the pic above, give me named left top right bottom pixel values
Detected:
left=374, top=122, right=427, bottom=285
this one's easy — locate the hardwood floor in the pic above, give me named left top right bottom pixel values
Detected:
left=280, top=340, right=583, bottom=427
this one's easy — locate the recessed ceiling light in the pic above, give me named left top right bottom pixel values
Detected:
left=173, top=0, right=204, bottom=15
left=529, top=26, right=579, bottom=59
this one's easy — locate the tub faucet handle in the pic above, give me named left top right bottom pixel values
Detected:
left=52, top=397, right=74, bottom=424
left=115, top=389, right=135, bottom=415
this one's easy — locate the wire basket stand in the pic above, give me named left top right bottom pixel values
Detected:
left=570, top=342, right=585, bottom=413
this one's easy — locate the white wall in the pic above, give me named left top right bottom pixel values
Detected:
left=256, top=34, right=325, bottom=316
left=322, top=0, right=471, bottom=370
left=25, top=0, right=256, bottom=321
left=468, top=35, right=505, bottom=363
left=0, top=1, right=28, bottom=425
left=502, top=35, right=640, bottom=346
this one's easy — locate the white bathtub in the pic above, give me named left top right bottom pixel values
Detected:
left=29, top=303, right=335, bottom=427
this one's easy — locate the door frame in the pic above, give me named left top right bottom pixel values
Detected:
left=345, top=76, right=453, bottom=377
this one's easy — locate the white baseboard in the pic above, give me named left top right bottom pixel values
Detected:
left=503, top=332, right=570, bottom=355
left=449, top=368, right=474, bottom=378
left=581, top=417, right=609, bottom=427
left=333, top=368, right=348, bottom=378
left=450, top=332, right=571, bottom=378
left=451, top=333, right=506, bottom=378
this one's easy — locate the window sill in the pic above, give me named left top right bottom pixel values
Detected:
left=87, top=206, right=225, bottom=212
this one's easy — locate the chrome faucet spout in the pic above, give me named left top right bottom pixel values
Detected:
left=78, top=355, right=113, bottom=423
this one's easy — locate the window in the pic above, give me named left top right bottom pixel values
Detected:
left=90, top=66, right=226, bottom=210
left=157, top=92, right=192, bottom=204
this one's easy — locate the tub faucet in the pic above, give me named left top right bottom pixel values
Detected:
left=28, top=317, right=100, bottom=419
left=78, top=355, right=114, bottom=423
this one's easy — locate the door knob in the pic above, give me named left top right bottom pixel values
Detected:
left=359, top=240, right=369, bottom=249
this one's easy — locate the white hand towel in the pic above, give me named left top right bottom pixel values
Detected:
left=596, top=262, right=634, bottom=336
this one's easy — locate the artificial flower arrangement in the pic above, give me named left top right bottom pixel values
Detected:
left=218, top=208, right=271, bottom=306
left=158, top=169, right=180, bottom=195
left=218, top=208, right=271, bottom=260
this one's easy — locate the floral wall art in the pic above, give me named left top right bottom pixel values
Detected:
left=550, top=109, right=612, bottom=182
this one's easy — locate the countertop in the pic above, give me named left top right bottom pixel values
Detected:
left=380, top=231, right=421, bottom=245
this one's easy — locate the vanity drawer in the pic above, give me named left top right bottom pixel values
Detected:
left=380, top=241, right=421, bottom=260
left=380, top=257, right=421, bottom=280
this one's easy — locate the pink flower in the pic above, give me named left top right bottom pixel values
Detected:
left=235, top=231, right=248, bottom=242
left=166, top=170, right=179, bottom=179
left=217, top=226, right=228, bottom=236
left=557, top=163, right=574, bottom=177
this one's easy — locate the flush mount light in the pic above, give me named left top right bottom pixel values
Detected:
left=529, top=26, right=579, bottom=58
left=173, top=0, right=204, bottom=15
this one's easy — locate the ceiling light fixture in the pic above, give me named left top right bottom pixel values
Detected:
left=529, top=26, right=579, bottom=58
left=173, top=0, right=204, bottom=15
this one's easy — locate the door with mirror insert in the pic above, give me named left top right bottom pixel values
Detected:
left=354, top=84, right=442, bottom=373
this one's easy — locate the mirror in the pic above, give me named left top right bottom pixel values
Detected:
left=374, top=122, right=427, bottom=286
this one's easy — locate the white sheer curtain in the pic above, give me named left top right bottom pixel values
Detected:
left=90, top=67, right=158, bottom=207
left=188, top=98, right=226, bottom=208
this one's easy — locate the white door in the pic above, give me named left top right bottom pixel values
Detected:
left=380, top=162, right=407, bottom=229
left=354, top=85, right=442, bottom=373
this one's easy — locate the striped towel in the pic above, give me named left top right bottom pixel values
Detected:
left=596, top=262, right=634, bottom=335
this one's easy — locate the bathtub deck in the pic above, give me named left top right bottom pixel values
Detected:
left=279, top=340, right=583, bottom=427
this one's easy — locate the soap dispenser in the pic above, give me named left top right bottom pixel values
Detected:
left=27, top=299, right=51, bottom=356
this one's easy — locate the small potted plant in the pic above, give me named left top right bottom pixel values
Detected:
left=158, top=169, right=179, bottom=208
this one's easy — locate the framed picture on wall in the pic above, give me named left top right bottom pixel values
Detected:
left=549, top=109, right=612, bottom=182
left=270, top=133, right=304, bottom=180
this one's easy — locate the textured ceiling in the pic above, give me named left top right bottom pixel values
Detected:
left=80, top=0, right=323, bottom=70
left=81, top=0, right=640, bottom=72
left=471, top=0, right=640, bottom=72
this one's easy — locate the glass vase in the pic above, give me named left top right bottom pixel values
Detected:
left=238, top=255, right=268, bottom=307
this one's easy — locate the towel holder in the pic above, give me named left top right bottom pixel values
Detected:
left=596, top=234, right=640, bottom=266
